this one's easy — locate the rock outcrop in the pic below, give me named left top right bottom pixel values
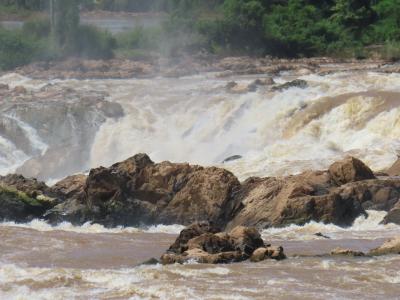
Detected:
left=0, top=186, right=54, bottom=222
left=160, top=222, right=285, bottom=264
left=330, top=247, right=365, bottom=257
left=383, top=200, right=400, bottom=225
left=271, top=79, right=308, bottom=91
left=226, top=170, right=365, bottom=230
left=369, top=237, right=400, bottom=256
left=2, top=155, right=399, bottom=230
left=50, top=154, right=241, bottom=227
left=328, top=156, right=376, bottom=186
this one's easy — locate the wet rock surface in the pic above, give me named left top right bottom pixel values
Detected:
left=1, top=155, right=400, bottom=229
left=369, top=237, right=400, bottom=256
left=160, top=222, right=285, bottom=264
left=330, top=247, right=365, bottom=257
left=49, top=153, right=241, bottom=227
left=0, top=84, right=123, bottom=180
left=0, top=175, right=56, bottom=222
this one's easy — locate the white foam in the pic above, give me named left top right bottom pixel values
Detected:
left=262, top=210, right=400, bottom=241
left=0, top=219, right=185, bottom=235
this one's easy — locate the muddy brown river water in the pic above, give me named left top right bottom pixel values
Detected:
left=0, top=211, right=399, bottom=299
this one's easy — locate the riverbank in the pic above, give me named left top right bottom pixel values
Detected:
left=3, top=56, right=399, bottom=80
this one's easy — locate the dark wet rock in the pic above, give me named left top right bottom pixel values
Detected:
left=0, top=186, right=52, bottom=222
left=330, top=247, right=365, bottom=257
left=167, top=221, right=221, bottom=254
left=139, top=257, right=160, bottom=266
left=0, top=174, right=51, bottom=199
left=315, top=232, right=331, bottom=239
left=250, top=246, right=286, bottom=262
left=229, top=226, right=265, bottom=256
left=271, top=79, right=308, bottom=91
left=226, top=170, right=364, bottom=230
left=0, top=83, right=9, bottom=90
left=50, top=174, right=87, bottom=201
left=161, top=248, right=244, bottom=264
left=328, top=156, right=376, bottom=186
left=222, top=155, right=242, bottom=163
left=387, top=158, right=400, bottom=176
left=338, top=179, right=400, bottom=211
left=369, top=237, right=400, bottom=256
left=383, top=200, right=400, bottom=225
left=160, top=223, right=283, bottom=264
left=54, top=154, right=241, bottom=227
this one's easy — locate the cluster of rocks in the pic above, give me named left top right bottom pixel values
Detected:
left=1, top=154, right=400, bottom=231
left=159, top=222, right=285, bottom=264
left=330, top=236, right=400, bottom=257
left=6, top=55, right=400, bottom=81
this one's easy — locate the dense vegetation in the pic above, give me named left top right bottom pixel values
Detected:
left=1, top=0, right=400, bottom=70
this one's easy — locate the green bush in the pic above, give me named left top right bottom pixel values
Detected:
left=74, top=25, right=116, bottom=59
left=115, top=27, right=162, bottom=50
left=0, top=28, right=37, bottom=70
left=22, top=17, right=51, bottom=39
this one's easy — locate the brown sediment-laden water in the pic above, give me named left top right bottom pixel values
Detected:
left=1, top=61, right=400, bottom=299
left=0, top=211, right=399, bottom=299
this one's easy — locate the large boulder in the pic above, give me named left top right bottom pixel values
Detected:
left=226, top=170, right=364, bottom=230
left=160, top=222, right=284, bottom=264
left=369, top=237, right=400, bottom=256
left=54, top=154, right=241, bottom=227
left=337, top=179, right=400, bottom=211
left=328, top=156, right=375, bottom=186
left=167, top=221, right=221, bottom=254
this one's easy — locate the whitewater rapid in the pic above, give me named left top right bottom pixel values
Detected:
left=1, top=70, right=400, bottom=181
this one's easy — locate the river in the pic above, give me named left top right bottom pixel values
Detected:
left=0, top=64, right=400, bottom=299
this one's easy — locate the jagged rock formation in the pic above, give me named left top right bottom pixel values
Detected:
left=1, top=155, right=400, bottom=229
left=160, top=222, right=285, bottom=264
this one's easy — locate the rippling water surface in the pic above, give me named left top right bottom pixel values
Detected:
left=0, top=212, right=399, bottom=299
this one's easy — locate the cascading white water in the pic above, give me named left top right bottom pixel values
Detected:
left=86, top=71, right=400, bottom=180
left=1, top=70, right=400, bottom=180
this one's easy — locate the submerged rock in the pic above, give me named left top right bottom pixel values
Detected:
left=330, top=247, right=365, bottom=257
left=369, top=237, right=400, bottom=256
left=271, top=79, right=308, bottom=91
left=160, top=222, right=284, bottom=264
left=222, top=155, right=242, bottom=163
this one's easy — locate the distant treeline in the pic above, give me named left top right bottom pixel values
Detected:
left=1, top=0, right=400, bottom=71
